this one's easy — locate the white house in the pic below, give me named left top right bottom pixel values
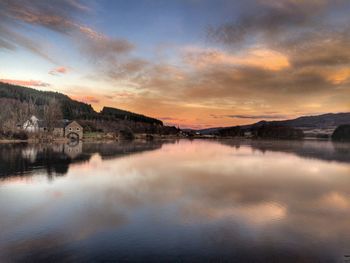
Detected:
left=22, top=115, right=46, bottom=132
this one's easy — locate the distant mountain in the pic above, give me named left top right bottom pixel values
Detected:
left=0, top=82, right=163, bottom=125
left=196, top=127, right=224, bottom=134
left=261, top=113, right=350, bottom=129
left=199, top=113, right=350, bottom=135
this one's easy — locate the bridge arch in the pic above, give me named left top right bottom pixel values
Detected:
left=66, top=132, right=80, bottom=141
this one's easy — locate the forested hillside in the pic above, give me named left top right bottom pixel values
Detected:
left=0, top=82, right=163, bottom=125
left=101, top=107, right=163, bottom=125
left=0, top=82, right=95, bottom=119
left=199, top=113, right=350, bottom=135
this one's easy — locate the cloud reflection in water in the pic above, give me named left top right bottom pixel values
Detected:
left=0, top=140, right=350, bottom=262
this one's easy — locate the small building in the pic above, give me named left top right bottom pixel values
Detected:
left=23, top=115, right=47, bottom=133
left=64, top=121, right=83, bottom=141
left=22, top=115, right=83, bottom=140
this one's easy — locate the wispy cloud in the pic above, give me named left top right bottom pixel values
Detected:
left=0, top=0, right=134, bottom=66
left=0, top=24, right=56, bottom=63
left=207, top=0, right=340, bottom=45
left=226, top=114, right=288, bottom=120
left=210, top=114, right=288, bottom=120
left=49, top=67, right=68, bottom=76
left=0, top=79, right=50, bottom=87
left=182, top=46, right=290, bottom=71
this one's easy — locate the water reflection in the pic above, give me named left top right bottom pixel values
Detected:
left=0, top=140, right=166, bottom=179
left=221, top=139, right=350, bottom=163
left=0, top=140, right=350, bottom=262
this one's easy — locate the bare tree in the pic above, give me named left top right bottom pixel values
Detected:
left=15, top=99, right=36, bottom=126
left=0, top=98, right=21, bottom=131
left=43, top=99, right=63, bottom=133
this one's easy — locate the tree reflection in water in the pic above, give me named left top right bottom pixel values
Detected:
left=0, top=140, right=167, bottom=179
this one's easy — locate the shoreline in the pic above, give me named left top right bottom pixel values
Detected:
left=0, top=135, right=342, bottom=144
left=0, top=134, right=183, bottom=144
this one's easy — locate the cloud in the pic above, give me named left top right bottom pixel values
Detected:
left=49, top=66, right=68, bottom=76
left=0, top=0, right=85, bottom=62
left=137, top=58, right=334, bottom=101
left=79, top=32, right=134, bottom=60
left=0, top=0, right=88, bottom=33
left=0, top=0, right=134, bottom=66
left=105, top=58, right=149, bottom=82
left=194, top=1, right=350, bottom=118
left=210, top=113, right=290, bottom=120
left=206, top=0, right=350, bottom=73
left=227, top=114, right=288, bottom=120
left=207, top=0, right=343, bottom=45
left=286, top=32, right=350, bottom=70
left=182, top=46, right=290, bottom=71
left=0, top=24, right=56, bottom=63
left=0, top=37, right=16, bottom=50
left=0, top=79, right=50, bottom=87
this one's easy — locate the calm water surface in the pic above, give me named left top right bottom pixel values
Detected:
left=1, top=139, right=350, bottom=262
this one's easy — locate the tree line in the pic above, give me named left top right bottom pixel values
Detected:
left=0, top=82, right=95, bottom=120
left=0, top=82, right=165, bottom=138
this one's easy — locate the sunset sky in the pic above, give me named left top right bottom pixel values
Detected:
left=1, top=0, right=350, bottom=129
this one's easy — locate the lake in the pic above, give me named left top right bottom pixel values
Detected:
left=1, top=139, right=350, bottom=262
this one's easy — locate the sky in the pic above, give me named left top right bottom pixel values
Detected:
left=0, top=0, right=350, bottom=129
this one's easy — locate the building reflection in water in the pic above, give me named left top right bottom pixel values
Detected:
left=0, top=140, right=167, bottom=179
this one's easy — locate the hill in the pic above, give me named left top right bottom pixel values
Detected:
left=101, top=107, right=162, bottom=126
left=199, top=113, right=350, bottom=136
left=0, top=82, right=163, bottom=126
left=0, top=82, right=95, bottom=119
left=257, top=113, right=350, bottom=129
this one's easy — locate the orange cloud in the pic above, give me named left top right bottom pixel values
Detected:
left=0, top=79, right=50, bottom=87
left=49, top=66, right=68, bottom=75
left=326, top=67, right=350, bottom=84
left=183, top=47, right=290, bottom=71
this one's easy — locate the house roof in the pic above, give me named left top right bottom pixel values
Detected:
left=65, top=121, right=83, bottom=129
